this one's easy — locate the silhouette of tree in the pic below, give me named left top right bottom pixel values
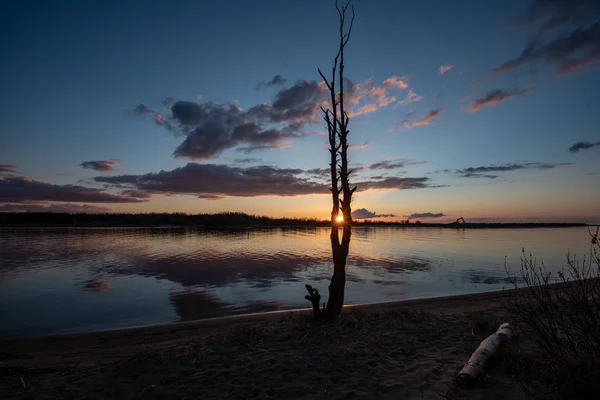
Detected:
left=305, top=0, right=356, bottom=321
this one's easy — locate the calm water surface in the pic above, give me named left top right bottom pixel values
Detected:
left=0, top=227, right=592, bottom=337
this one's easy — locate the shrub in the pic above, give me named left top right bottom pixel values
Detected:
left=504, top=227, right=600, bottom=398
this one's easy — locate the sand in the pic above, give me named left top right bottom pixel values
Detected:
left=0, top=291, right=525, bottom=399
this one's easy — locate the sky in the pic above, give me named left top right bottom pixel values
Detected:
left=1, top=0, right=599, bottom=223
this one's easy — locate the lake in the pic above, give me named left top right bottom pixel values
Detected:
left=0, top=226, right=593, bottom=337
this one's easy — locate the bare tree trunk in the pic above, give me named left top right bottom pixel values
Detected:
left=305, top=0, right=355, bottom=322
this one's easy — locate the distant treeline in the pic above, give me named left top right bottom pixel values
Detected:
left=0, top=212, right=589, bottom=228
left=0, top=212, right=330, bottom=227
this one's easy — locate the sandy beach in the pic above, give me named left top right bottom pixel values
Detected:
left=0, top=290, right=530, bottom=399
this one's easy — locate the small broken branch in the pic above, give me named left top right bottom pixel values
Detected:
left=304, top=284, right=322, bottom=318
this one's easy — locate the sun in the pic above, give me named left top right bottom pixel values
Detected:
left=336, top=215, right=344, bottom=223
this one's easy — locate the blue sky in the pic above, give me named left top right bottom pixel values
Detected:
left=1, top=0, right=599, bottom=222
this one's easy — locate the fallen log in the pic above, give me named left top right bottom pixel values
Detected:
left=457, top=322, right=513, bottom=388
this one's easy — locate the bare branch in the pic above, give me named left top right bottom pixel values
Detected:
left=317, top=68, right=333, bottom=91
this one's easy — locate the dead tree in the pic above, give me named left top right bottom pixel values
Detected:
left=305, top=0, right=356, bottom=321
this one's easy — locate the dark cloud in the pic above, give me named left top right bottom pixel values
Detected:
left=407, top=212, right=445, bottom=219
left=82, top=277, right=110, bottom=292
left=269, top=79, right=327, bottom=123
left=462, top=173, right=499, bottom=179
left=256, top=75, right=287, bottom=90
left=356, top=176, right=432, bottom=190
left=456, top=162, right=574, bottom=178
left=167, top=99, right=306, bottom=159
left=95, top=163, right=324, bottom=199
left=94, top=163, right=435, bottom=199
left=234, top=158, right=261, bottom=163
left=132, top=103, right=176, bottom=131
left=0, top=203, right=111, bottom=213
left=119, top=189, right=153, bottom=199
left=569, top=140, right=600, bottom=153
left=0, top=175, right=148, bottom=203
left=464, top=87, right=534, bottom=112
left=235, top=143, right=289, bottom=154
left=351, top=208, right=397, bottom=219
left=305, top=168, right=330, bottom=177
left=492, top=1, right=600, bottom=74
left=0, top=165, right=16, bottom=174
left=80, top=159, right=121, bottom=172
left=133, top=103, right=152, bottom=115
left=136, top=75, right=419, bottom=160
left=402, top=108, right=445, bottom=128
left=366, top=159, right=424, bottom=170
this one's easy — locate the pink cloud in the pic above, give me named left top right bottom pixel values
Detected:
left=348, top=141, right=369, bottom=150
left=397, top=89, right=423, bottom=106
left=439, top=63, right=453, bottom=75
left=360, top=75, right=408, bottom=107
left=0, top=164, right=16, bottom=174
left=349, top=103, right=378, bottom=118
left=402, top=108, right=445, bottom=129
left=382, top=76, right=409, bottom=90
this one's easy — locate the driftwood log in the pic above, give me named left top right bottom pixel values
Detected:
left=457, top=322, right=513, bottom=388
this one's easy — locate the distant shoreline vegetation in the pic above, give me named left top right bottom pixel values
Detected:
left=0, top=212, right=589, bottom=228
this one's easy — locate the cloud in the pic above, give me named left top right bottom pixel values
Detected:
left=305, top=167, right=330, bottom=178
left=0, top=203, right=111, bottom=213
left=95, top=163, right=324, bottom=199
left=132, top=103, right=177, bottom=132
left=439, top=64, right=453, bottom=75
left=256, top=75, right=287, bottom=90
left=169, top=101, right=305, bottom=160
left=348, top=141, right=369, bottom=150
left=569, top=140, right=600, bottom=153
left=268, top=80, right=328, bottom=123
left=93, top=163, right=435, bottom=199
left=135, top=75, right=420, bottom=160
left=80, top=159, right=121, bottom=172
left=463, top=87, right=534, bottom=112
left=356, top=176, right=432, bottom=190
left=82, top=277, right=110, bottom=292
left=492, top=1, right=600, bottom=75
left=397, top=89, right=423, bottom=106
left=235, top=142, right=290, bottom=154
left=365, top=159, right=424, bottom=170
left=402, top=108, right=445, bottom=129
left=0, top=164, right=16, bottom=174
left=351, top=208, right=397, bottom=219
left=0, top=175, right=149, bottom=203
left=348, top=103, right=378, bottom=118
left=234, top=158, right=261, bottom=163
left=408, top=212, right=446, bottom=219
left=456, top=162, right=574, bottom=178
left=361, top=76, right=408, bottom=107
left=462, top=173, right=499, bottom=179
left=119, top=189, right=152, bottom=199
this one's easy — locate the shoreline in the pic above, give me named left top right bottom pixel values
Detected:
left=0, top=288, right=515, bottom=360
left=0, top=222, right=591, bottom=229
